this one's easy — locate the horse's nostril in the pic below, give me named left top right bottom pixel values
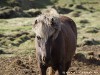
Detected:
left=43, top=56, right=45, bottom=62
left=42, top=56, right=50, bottom=63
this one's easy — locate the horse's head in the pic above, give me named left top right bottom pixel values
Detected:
left=33, top=9, right=61, bottom=64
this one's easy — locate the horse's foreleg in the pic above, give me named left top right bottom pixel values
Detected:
left=39, top=66, right=47, bottom=75
left=48, top=67, right=55, bottom=75
left=58, top=65, right=67, bottom=75
left=55, top=70, right=60, bottom=75
left=38, top=63, right=47, bottom=75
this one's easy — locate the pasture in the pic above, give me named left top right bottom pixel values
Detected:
left=0, top=0, right=100, bottom=75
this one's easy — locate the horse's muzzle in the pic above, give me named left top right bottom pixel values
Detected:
left=42, top=56, right=51, bottom=65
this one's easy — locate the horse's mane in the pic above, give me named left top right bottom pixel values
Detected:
left=33, top=8, right=61, bottom=39
left=34, top=8, right=60, bottom=27
left=41, top=8, right=59, bottom=17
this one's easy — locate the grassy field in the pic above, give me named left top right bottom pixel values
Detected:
left=0, top=9, right=100, bottom=56
left=0, top=0, right=100, bottom=75
left=0, top=18, right=35, bottom=57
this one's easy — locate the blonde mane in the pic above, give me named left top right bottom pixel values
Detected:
left=42, top=8, right=59, bottom=17
left=33, top=8, right=61, bottom=40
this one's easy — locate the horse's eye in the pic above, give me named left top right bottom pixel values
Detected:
left=36, top=36, right=41, bottom=40
left=35, top=20, right=38, bottom=24
left=50, top=35, right=53, bottom=39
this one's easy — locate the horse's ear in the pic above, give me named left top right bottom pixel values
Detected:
left=51, top=17, right=61, bottom=30
left=51, top=17, right=61, bottom=40
left=32, top=19, right=38, bottom=33
left=35, top=19, right=38, bottom=24
left=33, top=19, right=38, bottom=27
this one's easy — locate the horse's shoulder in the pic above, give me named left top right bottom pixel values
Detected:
left=59, top=16, right=77, bottom=39
left=59, top=16, right=73, bottom=23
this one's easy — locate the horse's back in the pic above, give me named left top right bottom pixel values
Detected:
left=60, top=16, right=77, bottom=39
left=59, top=16, right=77, bottom=61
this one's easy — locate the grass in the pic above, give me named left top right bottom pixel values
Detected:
left=64, top=8, right=100, bottom=46
left=57, top=0, right=100, bottom=10
left=0, top=35, right=35, bottom=57
left=0, top=10, right=100, bottom=57
left=0, top=0, right=100, bottom=58
left=0, top=18, right=33, bottom=34
left=0, top=18, right=36, bottom=57
left=0, top=0, right=100, bottom=10
left=0, top=15, right=100, bottom=57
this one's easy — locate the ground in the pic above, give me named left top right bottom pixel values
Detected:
left=0, top=46, right=100, bottom=75
left=0, top=1, right=100, bottom=75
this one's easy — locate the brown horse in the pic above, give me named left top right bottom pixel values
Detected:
left=33, top=9, right=77, bottom=75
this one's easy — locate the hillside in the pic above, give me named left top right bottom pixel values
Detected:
left=0, top=0, right=100, bottom=18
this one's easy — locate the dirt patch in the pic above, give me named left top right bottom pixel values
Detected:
left=0, top=56, right=38, bottom=75
left=0, top=46, right=100, bottom=75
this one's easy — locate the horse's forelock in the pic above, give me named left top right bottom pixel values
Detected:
left=42, top=8, right=59, bottom=17
left=33, top=9, right=61, bottom=39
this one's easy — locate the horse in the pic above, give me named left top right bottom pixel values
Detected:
left=32, top=9, right=77, bottom=75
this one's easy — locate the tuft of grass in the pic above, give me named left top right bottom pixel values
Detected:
left=0, top=37, right=12, bottom=47
left=15, top=40, right=35, bottom=56
left=0, top=49, right=5, bottom=54
left=71, top=11, right=81, bottom=17
left=81, top=39, right=100, bottom=46
left=80, top=19, right=89, bottom=24
left=0, top=18, right=33, bottom=34
left=85, top=27, right=99, bottom=33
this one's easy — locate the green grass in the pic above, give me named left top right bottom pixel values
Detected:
left=0, top=0, right=100, bottom=10
left=64, top=8, right=100, bottom=46
left=57, top=0, right=100, bottom=10
left=0, top=18, right=33, bottom=34
left=0, top=13, right=100, bottom=56
left=0, top=0, right=100, bottom=57
left=0, top=18, right=35, bottom=57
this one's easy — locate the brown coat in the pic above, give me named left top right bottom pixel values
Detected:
left=34, top=15, right=77, bottom=75
left=50, top=16, right=77, bottom=71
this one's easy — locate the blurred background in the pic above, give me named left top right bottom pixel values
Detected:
left=0, top=0, right=100, bottom=75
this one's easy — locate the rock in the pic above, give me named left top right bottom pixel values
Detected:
left=88, top=52, right=94, bottom=55
left=0, top=6, right=31, bottom=19
left=25, top=9, right=41, bottom=17
left=57, top=7, right=73, bottom=14
left=98, top=54, right=100, bottom=58
left=75, top=5, right=87, bottom=10
left=80, top=19, right=89, bottom=23
left=71, top=11, right=81, bottom=17
left=0, top=50, right=5, bottom=54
